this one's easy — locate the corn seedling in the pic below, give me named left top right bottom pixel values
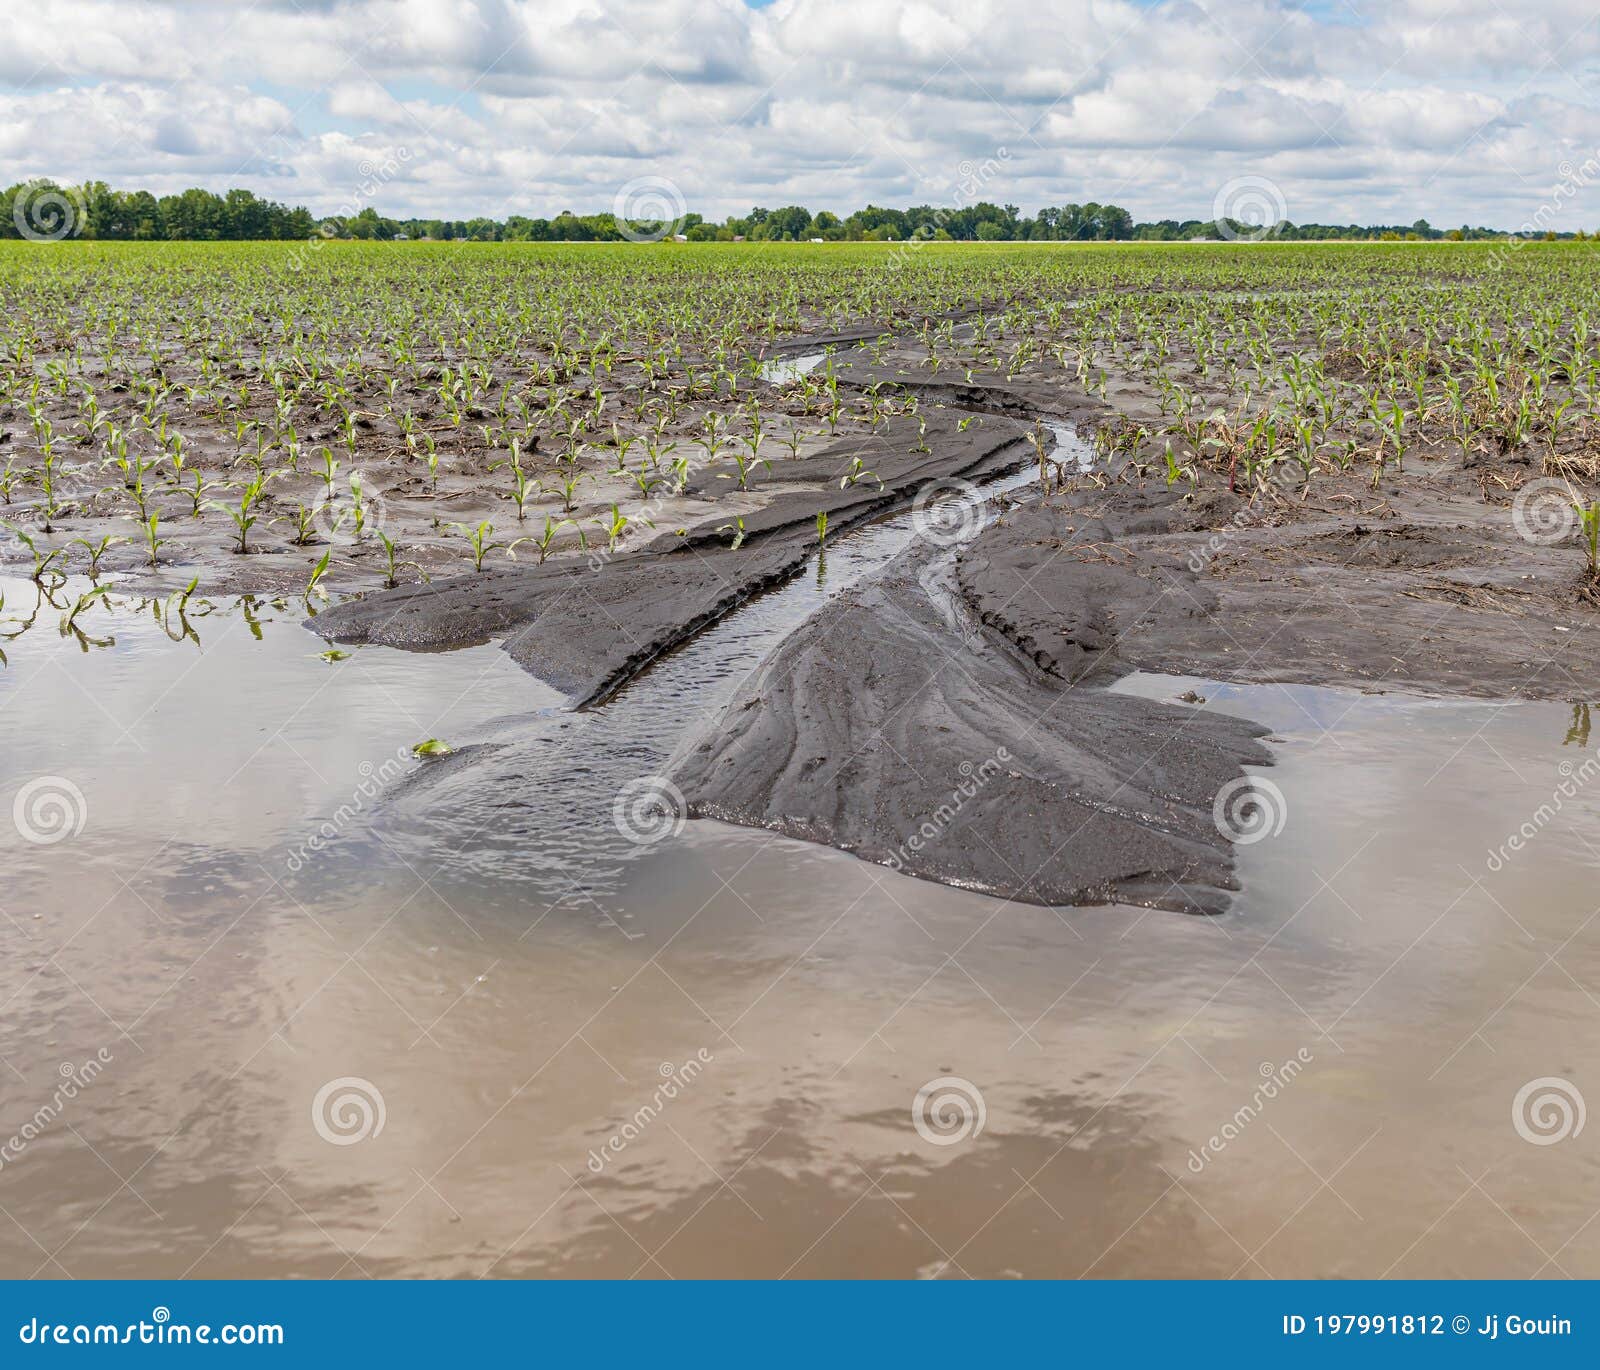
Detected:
left=532, top=514, right=581, bottom=563
left=1578, top=501, right=1600, bottom=581
left=839, top=456, right=884, bottom=491
left=71, top=533, right=128, bottom=577
left=1, top=521, right=66, bottom=581
left=375, top=531, right=426, bottom=589
left=451, top=520, right=528, bottom=572
left=304, top=550, right=332, bottom=601
left=142, top=511, right=166, bottom=566
left=211, top=474, right=268, bottom=553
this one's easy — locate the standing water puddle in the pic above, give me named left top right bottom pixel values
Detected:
left=758, top=351, right=830, bottom=385
left=3, top=432, right=1599, bottom=1278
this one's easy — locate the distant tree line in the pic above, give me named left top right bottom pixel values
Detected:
left=0, top=179, right=1572, bottom=245
left=3, top=181, right=316, bottom=241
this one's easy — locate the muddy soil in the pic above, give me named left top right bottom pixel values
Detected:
left=1, top=334, right=954, bottom=599
left=314, top=411, right=1030, bottom=700
left=814, top=316, right=1600, bottom=704
left=667, top=536, right=1271, bottom=913
left=958, top=474, right=1600, bottom=700
left=649, top=315, right=1600, bottom=911
left=324, top=302, right=1600, bottom=914
left=20, top=277, right=1600, bottom=918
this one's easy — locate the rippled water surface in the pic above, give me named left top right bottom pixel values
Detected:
left=4, top=462, right=1599, bottom=1277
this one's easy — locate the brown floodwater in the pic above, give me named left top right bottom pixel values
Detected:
left=4, top=475, right=1600, bottom=1278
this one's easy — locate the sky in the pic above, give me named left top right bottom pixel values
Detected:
left=2, top=0, right=1599, bottom=230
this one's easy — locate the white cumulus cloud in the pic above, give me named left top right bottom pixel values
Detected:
left=1, top=0, right=1599, bottom=227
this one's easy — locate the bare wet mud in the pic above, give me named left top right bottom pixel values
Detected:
left=958, top=479, right=1600, bottom=700
left=668, top=519, right=1269, bottom=914
left=310, top=412, right=1030, bottom=701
